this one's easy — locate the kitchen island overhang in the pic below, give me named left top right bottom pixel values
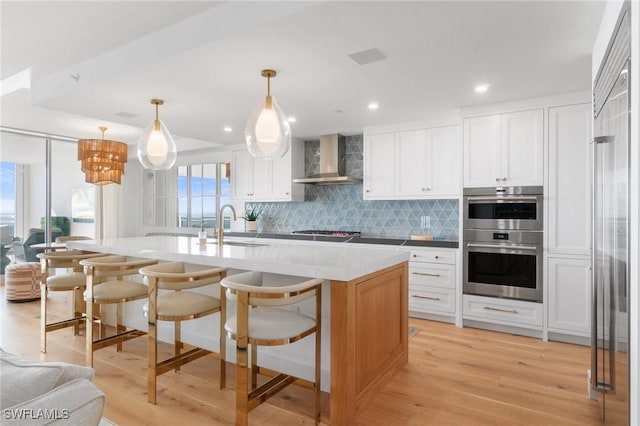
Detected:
left=68, top=236, right=409, bottom=425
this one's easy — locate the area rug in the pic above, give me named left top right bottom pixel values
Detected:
left=408, top=326, right=421, bottom=339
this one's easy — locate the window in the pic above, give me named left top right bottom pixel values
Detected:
left=0, top=162, right=16, bottom=241
left=144, top=163, right=231, bottom=229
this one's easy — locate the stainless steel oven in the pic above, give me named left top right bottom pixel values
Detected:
left=463, top=229, right=543, bottom=302
left=463, top=186, right=543, bottom=231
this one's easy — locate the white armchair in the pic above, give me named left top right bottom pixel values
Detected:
left=0, top=349, right=105, bottom=425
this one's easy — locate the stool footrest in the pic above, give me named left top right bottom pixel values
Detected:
left=155, top=348, right=211, bottom=376
left=92, top=329, right=146, bottom=351
left=248, top=373, right=297, bottom=411
left=45, top=316, right=85, bottom=332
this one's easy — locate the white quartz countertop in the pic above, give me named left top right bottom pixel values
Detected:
left=67, top=236, right=409, bottom=282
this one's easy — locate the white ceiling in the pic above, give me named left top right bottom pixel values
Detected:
left=0, top=1, right=605, bottom=151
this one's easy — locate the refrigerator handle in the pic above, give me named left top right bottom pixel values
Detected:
left=590, top=135, right=616, bottom=394
left=590, top=137, right=599, bottom=391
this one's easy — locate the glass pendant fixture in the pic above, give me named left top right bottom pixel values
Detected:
left=77, top=126, right=128, bottom=185
left=137, top=99, right=177, bottom=169
left=245, top=69, right=291, bottom=159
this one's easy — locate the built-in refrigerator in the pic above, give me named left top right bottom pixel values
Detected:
left=591, top=3, right=630, bottom=425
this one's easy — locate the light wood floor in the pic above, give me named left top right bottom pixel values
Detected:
left=0, top=287, right=603, bottom=426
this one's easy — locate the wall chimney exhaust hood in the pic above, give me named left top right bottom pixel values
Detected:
left=292, top=134, right=362, bottom=185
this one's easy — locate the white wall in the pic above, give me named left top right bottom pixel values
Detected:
left=592, top=2, right=639, bottom=424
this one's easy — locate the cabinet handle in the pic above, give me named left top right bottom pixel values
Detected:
left=434, top=255, right=440, bottom=259
left=413, top=294, right=441, bottom=301
left=285, top=192, right=290, bottom=195
left=412, top=254, right=418, bottom=258
left=495, top=177, right=500, bottom=182
left=412, top=272, right=441, bottom=277
left=483, top=306, right=518, bottom=314
left=366, top=189, right=370, bottom=193
left=502, top=177, right=507, bottom=181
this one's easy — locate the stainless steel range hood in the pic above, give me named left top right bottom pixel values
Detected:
left=292, top=134, right=362, bottom=185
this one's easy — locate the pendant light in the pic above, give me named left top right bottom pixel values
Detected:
left=245, top=69, right=291, bottom=159
left=137, top=99, right=177, bottom=169
left=77, top=126, right=128, bottom=185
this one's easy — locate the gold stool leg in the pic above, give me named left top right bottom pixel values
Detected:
left=174, top=320, right=181, bottom=372
left=73, top=287, right=83, bottom=335
left=148, top=317, right=158, bottom=404
left=236, top=291, right=249, bottom=426
left=40, top=283, right=47, bottom=353
left=251, top=344, right=258, bottom=390
left=116, top=303, right=124, bottom=352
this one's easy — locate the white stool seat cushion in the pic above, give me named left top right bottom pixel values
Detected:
left=47, top=272, right=86, bottom=290
left=84, top=281, right=147, bottom=301
left=226, top=308, right=315, bottom=341
left=143, top=292, right=220, bottom=319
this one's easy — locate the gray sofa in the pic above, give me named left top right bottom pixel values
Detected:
left=0, top=349, right=105, bottom=425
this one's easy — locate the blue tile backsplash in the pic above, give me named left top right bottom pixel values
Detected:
left=248, top=135, right=459, bottom=240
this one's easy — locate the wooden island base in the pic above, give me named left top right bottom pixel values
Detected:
left=330, top=262, right=409, bottom=424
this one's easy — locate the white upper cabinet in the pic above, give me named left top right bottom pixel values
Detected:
left=364, top=133, right=395, bottom=198
left=231, top=141, right=304, bottom=202
left=364, top=124, right=461, bottom=200
left=427, top=125, right=462, bottom=198
left=463, top=115, right=501, bottom=187
left=547, top=103, right=591, bottom=256
left=396, top=129, right=428, bottom=197
left=464, top=109, right=543, bottom=187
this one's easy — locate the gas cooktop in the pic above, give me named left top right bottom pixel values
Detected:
left=292, top=230, right=361, bottom=237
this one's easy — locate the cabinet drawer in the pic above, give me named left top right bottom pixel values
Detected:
left=409, top=249, right=455, bottom=265
left=463, top=295, right=542, bottom=327
left=409, top=286, right=455, bottom=314
left=409, top=263, right=455, bottom=289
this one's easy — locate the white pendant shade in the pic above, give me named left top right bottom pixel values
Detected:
left=137, top=99, right=177, bottom=170
left=245, top=95, right=291, bottom=158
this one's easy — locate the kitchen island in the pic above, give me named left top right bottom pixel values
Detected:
left=68, top=235, right=409, bottom=425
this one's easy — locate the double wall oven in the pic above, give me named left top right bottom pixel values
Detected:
left=463, top=186, right=543, bottom=303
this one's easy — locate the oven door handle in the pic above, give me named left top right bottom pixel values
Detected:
left=466, top=243, right=539, bottom=251
left=466, top=196, right=539, bottom=202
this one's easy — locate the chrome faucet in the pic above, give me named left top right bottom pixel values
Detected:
left=217, top=204, right=237, bottom=246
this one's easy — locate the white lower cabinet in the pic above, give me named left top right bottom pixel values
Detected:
left=408, top=247, right=458, bottom=322
left=547, top=256, right=591, bottom=336
left=463, top=295, right=543, bottom=329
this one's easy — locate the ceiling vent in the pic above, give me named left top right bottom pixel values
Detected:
left=348, top=48, right=386, bottom=65
left=114, top=111, right=138, bottom=118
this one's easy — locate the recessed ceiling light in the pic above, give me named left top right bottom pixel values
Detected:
left=368, top=102, right=379, bottom=110
left=287, top=116, right=296, bottom=123
left=475, top=84, right=490, bottom=93
left=223, top=126, right=232, bottom=132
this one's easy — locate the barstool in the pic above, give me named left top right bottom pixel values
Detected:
left=138, top=262, right=228, bottom=404
left=80, top=255, right=157, bottom=367
left=220, top=271, right=323, bottom=426
left=38, top=250, right=106, bottom=353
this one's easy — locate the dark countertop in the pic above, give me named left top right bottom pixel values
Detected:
left=224, top=232, right=459, bottom=249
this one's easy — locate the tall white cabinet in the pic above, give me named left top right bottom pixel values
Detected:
left=463, top=109, right=543, bottom=187
left=546, top=103, right=592, bottom=339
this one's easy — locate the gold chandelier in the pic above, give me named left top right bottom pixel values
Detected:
left=77, top=127, right=128, bottom=185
